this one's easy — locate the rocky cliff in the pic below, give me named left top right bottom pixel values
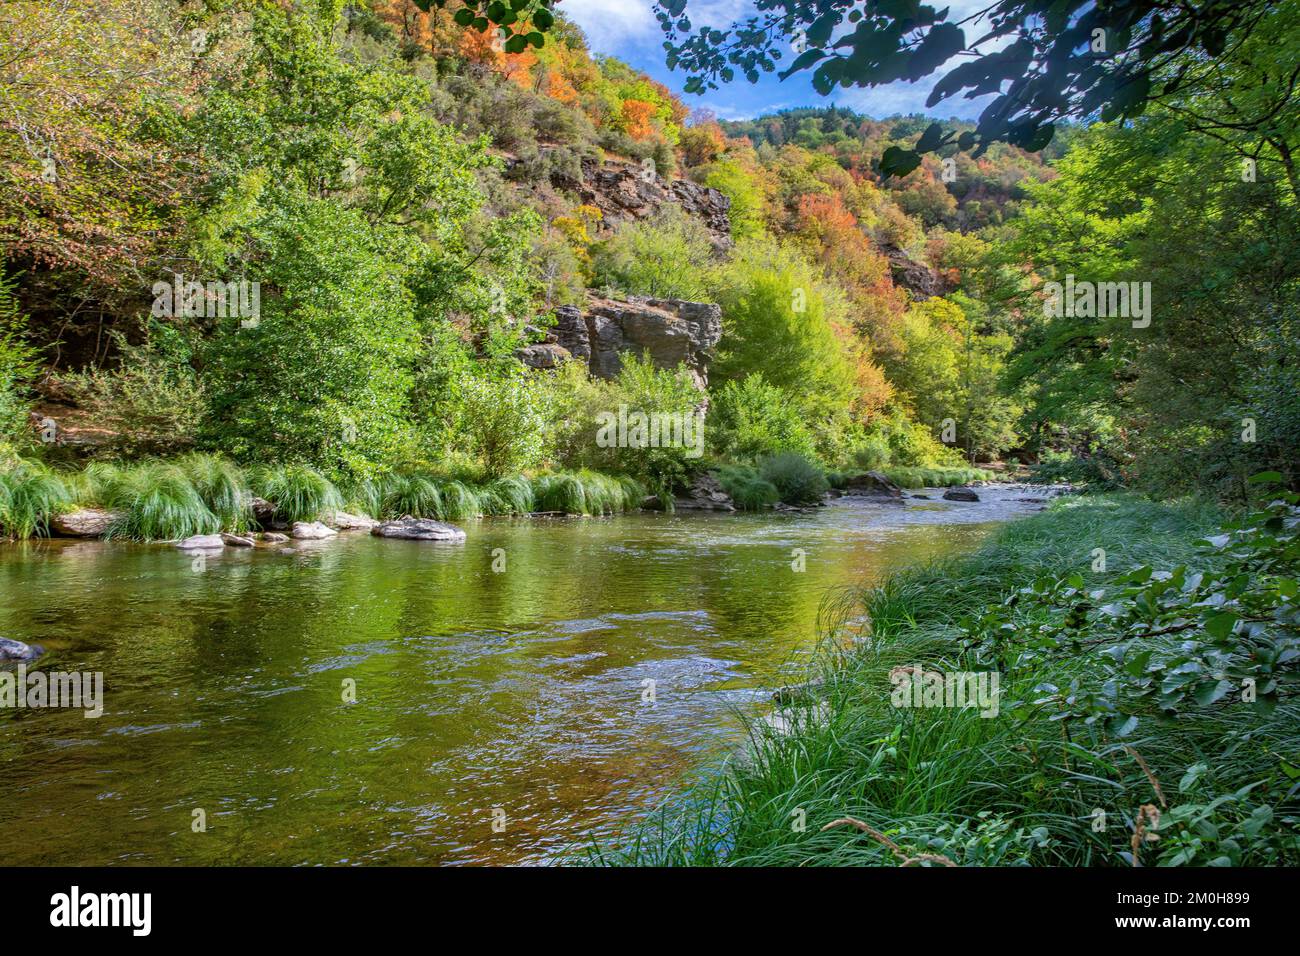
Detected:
left=519, top=296, right=723, bottom=388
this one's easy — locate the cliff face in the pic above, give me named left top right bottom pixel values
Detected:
left=548, top=156, right=732, bottom=251
left=519, top=296, right=723, bottom=389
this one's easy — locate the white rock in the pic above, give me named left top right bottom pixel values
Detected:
left=290, top=521, right=338, bottom=540
left=176, top=534, right=226, bottom=550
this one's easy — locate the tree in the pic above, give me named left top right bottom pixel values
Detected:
left=653, top=0, right=1287, bottom=175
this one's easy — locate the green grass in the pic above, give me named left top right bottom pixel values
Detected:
left=0, top=459, right=73, bottom=538
left=251, top=464, right=344, bottom=524
left=882, top=465, right=995, bottom=488
left=532, top=470, right=645, bottom=515
left=90, top=461, right=223, bottom=541
left=177, top=453, right=251, bottom=531
left=588, top=494, right=1300, bottom=867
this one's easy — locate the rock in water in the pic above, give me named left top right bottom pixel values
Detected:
left=943, top=487, right=980, bottom=502
left=51, top=509, right=121, bottom=538
left=0, top=637, right=44, bottom=661
left=371, top=517, right=467, bottom=542
left=674, top=472, right=735, bottom=511
left=176, top=534, right=226, bottom=550
left=840, top=471, right=904, bottom=500
left=220, top=533, right=256, bottom=547
left=329, top=512, right=377, bottom=532
left=290, top=521, right=338, bottom=540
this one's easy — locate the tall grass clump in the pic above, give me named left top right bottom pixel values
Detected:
left=93, top=461, right=221, bottom=541
left=759, top=452, right=828, bottom=505
left=177, top=453, right=251, bottom=531
left=0, top=459, right=72, bottom=538
left=883, top=465, right=994, bottom=488
left=715, top=464, right=779, bottom=511
left=532, top=471, right=645, bottom=515
left=437, top=479, right=484, bottom=521
left=251, top=464, right=343, bottom=524
left=482, top=474, right=535, bottom=515
left=378, top=472, right=442, bottom=519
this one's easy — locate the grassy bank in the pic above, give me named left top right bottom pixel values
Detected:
left=880, top=465, right=996, bottom=488
left=591, top=491, right=1300, bottom=866
left=0, top=455, right=647, bottom=541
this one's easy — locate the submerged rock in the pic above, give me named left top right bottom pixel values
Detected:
left=0, top=637, right=44, bottom=661
left=371, top=517, right=467, bottom=542
left=51, top=508, right=120, bottom=538
left=943, top=487, right=980, bottom=502
left=176, top=534, right=226, bottom=550
left=290, top=521, right=337, bottom=540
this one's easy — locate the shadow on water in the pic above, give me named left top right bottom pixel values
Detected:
left=0, top=488, right=1045, bottom=864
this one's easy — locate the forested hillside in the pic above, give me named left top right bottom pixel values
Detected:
left=1, top=0, right=1297, bottom=536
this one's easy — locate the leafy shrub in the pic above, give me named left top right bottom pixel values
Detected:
left=0, top=459, right=71, bottom=538
left=759, top=453, right=828, bottom=505
left=251, top=464, right=344, bottom=524
left=454, top=368, right=548, bottom=478
left=0, top=277, right=39, bottom=456
left=714, top=464, right=779, bottom=511
left=1029, top=450, right=1121, bottom=490
left=849, top=433, right=892, bottom=471
left=709, top=373, right=818, bottom=463
left=62, top=324, right=205, bottom=458
left=591, top=206, right=716, bottom=300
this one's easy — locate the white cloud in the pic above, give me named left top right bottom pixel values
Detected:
left=561, top=0, right=659, bottom=51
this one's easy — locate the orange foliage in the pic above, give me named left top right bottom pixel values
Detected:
left=620, top=99, right=658, bottom=140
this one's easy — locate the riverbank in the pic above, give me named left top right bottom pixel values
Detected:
left=591, top=490, right=1300, bottom=866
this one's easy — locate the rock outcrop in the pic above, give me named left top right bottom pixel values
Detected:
left=883, top=244, right=944, bottom=300
left=673, top=472, right=735, bottom=512
left=563, top=157, right=732, bottom=251
left=372, top=517, right=467, bottom=542
left=523, top=296, right=723, bottom=389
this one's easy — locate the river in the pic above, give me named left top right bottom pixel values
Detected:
left=0, top=487, right=1044, bottom=865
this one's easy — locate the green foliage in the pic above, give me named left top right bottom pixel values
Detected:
left=591, top=206, right=716, bottom=300
left=0, top=459, right=71, bottom=539
left=714, top=464, right=779, bottom=511
left=0, top=276, right=39, bottom=456
left=532, top=470, right=644, bottom=515
left=709, top=373, right=817, bottom=463
left=452, top=367, right=549, bottom=479
left=251, top=464, right=344, bottom=525
left=63, top=324, right=206, bottom=457
left=881, top=465, right=993, bottom=489
left=758, top=452, right=828, bottom=505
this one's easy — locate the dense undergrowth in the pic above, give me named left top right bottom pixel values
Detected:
left=590, top=487, right=1300, bottom=866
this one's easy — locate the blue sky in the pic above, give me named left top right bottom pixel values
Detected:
left=560, top=0, right=1001, bottom=122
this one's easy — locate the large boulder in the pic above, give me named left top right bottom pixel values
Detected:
left=674, top=472, right=735, bottom=512
left=0, top=637, right=43, bottom=661
left=372, top=517, right=467, bottom=542
left=290, top=521, right=337, bottom=540
left=840, top=471, right=904, bottom=500
left=943, top=487, right=980, bottom=502
left=51, top=508, right=120, bottom=538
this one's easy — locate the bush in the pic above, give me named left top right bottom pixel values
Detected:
left=251, top=464, right=344, bottom=524
left=591, top=206, right=717, bottom=300
left=62, top=323, right=205, bottom=458
left=454, top=368, right=548, bottom=478
left=0, top=277, right=39, bottom=456
left=0, top=459, right=71, bottom=538
left=759, top=452, right=828, bottom=505
left=714, top=464, right=779, bottom=511
left=849, top=433, right=892, bottom=471
left=709, top=373, right=818, bottom=463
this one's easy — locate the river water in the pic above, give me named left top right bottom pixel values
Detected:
left=0, top=488, right=1044, bottom=865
